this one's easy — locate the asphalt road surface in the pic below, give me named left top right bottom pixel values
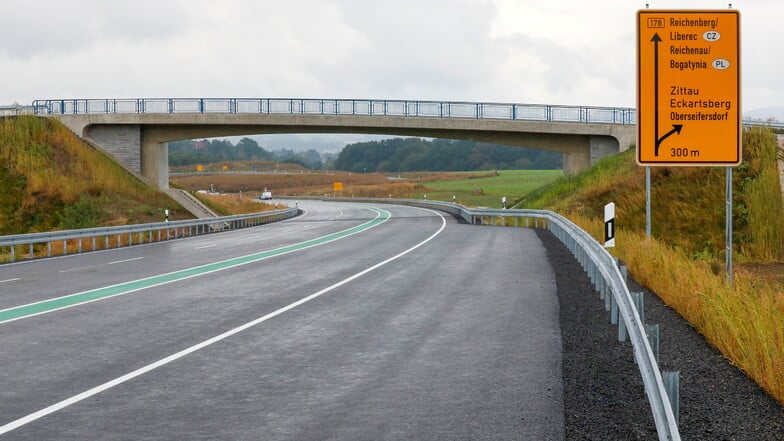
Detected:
left=0, top=201, right=564, bottom=440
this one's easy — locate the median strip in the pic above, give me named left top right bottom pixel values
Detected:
left=0, top=208, right=390, bottom=325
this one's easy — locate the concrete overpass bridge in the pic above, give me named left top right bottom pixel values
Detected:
left=33, top=98, right=637, bottom=189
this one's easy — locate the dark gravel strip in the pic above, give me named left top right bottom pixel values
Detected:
left=536, top=229, right=784, bottom=440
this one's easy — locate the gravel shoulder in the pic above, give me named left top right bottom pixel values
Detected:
left=536, top=229, right=784, bottom=440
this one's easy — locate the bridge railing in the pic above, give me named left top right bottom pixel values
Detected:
left=0, top=105, right=34, bottom=116
left=31, top=98, right=639, bottom=125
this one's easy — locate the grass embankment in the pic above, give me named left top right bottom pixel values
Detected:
left=0, top=116, right=191, bottom=256
left=522, top=126, right=784, bottom=404
left=414, top=170, right=562, bottom=207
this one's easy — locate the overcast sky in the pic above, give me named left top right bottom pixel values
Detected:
left=2, top=0, right=780, bottom=148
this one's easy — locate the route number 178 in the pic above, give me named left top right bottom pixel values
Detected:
left=647, top=17, right=665, bottom=28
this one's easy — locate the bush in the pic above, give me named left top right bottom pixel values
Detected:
left=57, top=196, right=103, bottom=230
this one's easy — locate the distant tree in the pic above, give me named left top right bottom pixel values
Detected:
left=334, top=138, right=562, bottom=172
left=167, top=138, right=272, bottom=165
left=237, top=137, right=272, bottom=160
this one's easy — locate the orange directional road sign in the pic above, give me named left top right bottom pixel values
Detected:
left=637, top=10, right=741, bottom=166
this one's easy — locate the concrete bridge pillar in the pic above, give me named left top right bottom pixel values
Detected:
left=80, top=123, right=168, bottom=189
left=140, top=135, right=169, bottom=189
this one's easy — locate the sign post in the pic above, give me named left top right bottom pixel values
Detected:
left=637, top=9, right=741, bottom=283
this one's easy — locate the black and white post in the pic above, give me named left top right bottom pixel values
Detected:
left=604, top=202, right=616, bottom=248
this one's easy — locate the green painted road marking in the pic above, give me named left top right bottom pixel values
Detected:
left=0, top=208, right=390, bottom=324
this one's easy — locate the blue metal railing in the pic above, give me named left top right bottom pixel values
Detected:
left=31, top=98, right=639, bottom=125
left=28, top=98, right=784, bottom=130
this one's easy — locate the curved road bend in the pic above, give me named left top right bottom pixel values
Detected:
left=0, top=201, right=564, bottom=440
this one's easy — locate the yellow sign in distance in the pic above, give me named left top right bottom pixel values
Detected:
left=637, top=10, right=741, bottom=166
left=333, top=181, right=343, bottom=191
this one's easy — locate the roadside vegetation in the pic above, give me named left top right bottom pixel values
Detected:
left=521, top=126, right=784, bottom=404
left=0, top=116, right=190, bottom=236
left=191, top=192, right=281, bottom=216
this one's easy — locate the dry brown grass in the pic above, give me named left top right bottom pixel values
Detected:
left=171, top=160, right=309, bottom=173
left=544, top=127, right=784, bottom=405
left=194, top=193, right=280, bottom=216
left=618, top=227, right=784, bottom=404
left=172, top=171, right=428, bottom=199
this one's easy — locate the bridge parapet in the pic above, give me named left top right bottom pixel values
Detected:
left=33, top=97, right=638, bottom=125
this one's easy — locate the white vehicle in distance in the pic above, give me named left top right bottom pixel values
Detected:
left=259, top=189, right=273, bottom=200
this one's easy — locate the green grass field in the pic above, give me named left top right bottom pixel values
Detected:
left=415, top=170, right=563, bottom=208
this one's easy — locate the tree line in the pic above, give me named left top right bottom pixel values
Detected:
left=168, top=137, right=563, bottom=172
left=333, top=138, right=562, bottom=172
left=168, top=138, right=328, bottom=169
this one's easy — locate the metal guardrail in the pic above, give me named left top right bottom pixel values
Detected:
left=0, top=207, right=298, bottom=263
left=31, top=97, right=638, bottom=125
left=0, top=105, right=34, bottom=116
left=309, top=197, right=681, bottom=441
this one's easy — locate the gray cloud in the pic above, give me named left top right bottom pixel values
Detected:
left=1, top=0, right=781, bottom=117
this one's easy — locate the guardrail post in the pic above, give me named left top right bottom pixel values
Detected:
left=663, top=371, right=680, bottom=425
left=620, top=265, right=628, bottom=284
left=632, top=291, right=645, bottom=323
left=618, top=314, right=627, bottom=342
left=611, top=290, right=619, bottom=324
left=10, top=245, right=14, bottom=262
left=47, top=242, right=51, bottom=257
left=63, top=240, right=68, bottom=255
left=645, top=324, right=660, bottom=363
left=29, top=243, right=34, bottom=259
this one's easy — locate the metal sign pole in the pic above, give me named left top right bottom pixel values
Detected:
left=646, top=166, right=652, bottom=238
left=726, top=166, right=733, bottom=285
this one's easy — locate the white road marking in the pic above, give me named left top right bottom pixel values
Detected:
left=195, top=244, right=216, bottom=250
left=0, top=207, right=446, bottom=436
left=59, top=257, right=143, bottom=273
left=0, top=278, right=21, bottom=284
left=107, top=257, right=144, bottom=265
left=59, top=266, right=96, bottom=274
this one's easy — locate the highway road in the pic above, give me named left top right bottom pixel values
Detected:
left=0, top=201, right=564, bottom=440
